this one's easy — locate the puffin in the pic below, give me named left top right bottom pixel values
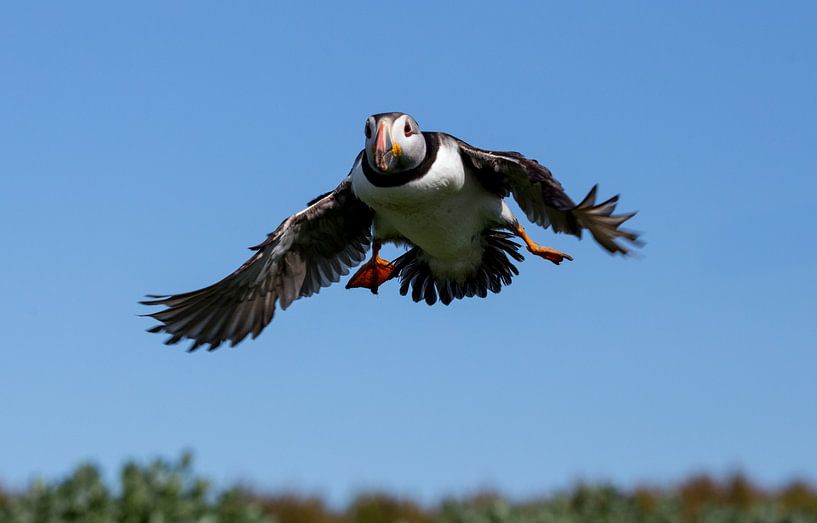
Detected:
left=142, top=112, right=640, bottom=350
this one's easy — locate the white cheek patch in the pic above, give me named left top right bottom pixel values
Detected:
left=395, top=134, right=425, bottom=171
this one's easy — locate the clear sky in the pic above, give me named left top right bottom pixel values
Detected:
left=1, top=1, right=815, bottom=504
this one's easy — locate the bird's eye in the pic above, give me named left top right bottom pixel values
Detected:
left=365, top=122, right=372, bottom=139
left=404, top=121, right=412, bottom=137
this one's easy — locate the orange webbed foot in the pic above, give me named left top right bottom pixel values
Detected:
left=526, top=245, right=573, bottom=265
left=513, top=223, right=573, bottom=265
left=345, top=256, right=396, bottom=294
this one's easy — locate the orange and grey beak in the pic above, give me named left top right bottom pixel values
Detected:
left=374, top=122, right=402, bottom=172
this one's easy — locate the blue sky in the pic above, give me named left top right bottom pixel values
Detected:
left=1, top=1, right=815, bottom=504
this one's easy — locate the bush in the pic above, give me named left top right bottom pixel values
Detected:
left=2, top=455, right=816, bottom=523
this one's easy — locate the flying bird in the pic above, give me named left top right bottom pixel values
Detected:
left=142, top=112, right=640, bottom=350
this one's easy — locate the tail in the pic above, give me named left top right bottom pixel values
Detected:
left=391, top=231, right=525, bottom=306
left=572, top=185, right=642, bottom=255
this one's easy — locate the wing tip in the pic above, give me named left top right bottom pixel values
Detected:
left=572, top=186, right=643, bottom=256
left=139, top=294, right=169, bottom=306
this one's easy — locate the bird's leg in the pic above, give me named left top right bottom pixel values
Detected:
left=513, top=223, right=573, bottom=265
left=345, top=240, right=397, bottom=294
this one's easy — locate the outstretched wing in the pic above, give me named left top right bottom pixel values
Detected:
left=141, top=177, right=373, bottom=351
left=449, top=134, right=640, bottom=254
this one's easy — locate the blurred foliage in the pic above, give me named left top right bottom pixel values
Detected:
left=0, top=453, right=268, bottom=523
left=1, top=453, right=816, bottom=522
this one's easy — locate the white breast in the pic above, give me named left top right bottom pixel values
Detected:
left=351, top=139, right=504, bottom=276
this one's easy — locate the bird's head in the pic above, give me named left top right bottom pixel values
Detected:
left=364, top=112, right=426, bottom=173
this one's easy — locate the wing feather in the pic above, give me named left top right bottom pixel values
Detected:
left=449, top=134, right=641, bottom=254
left=142, top=176, right=373, bottom=350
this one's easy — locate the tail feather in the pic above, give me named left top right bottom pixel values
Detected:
left=392, top=230, right=523, bottom=306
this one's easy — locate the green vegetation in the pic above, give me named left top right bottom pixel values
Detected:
left=1, top=453, right=816, bottom=522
